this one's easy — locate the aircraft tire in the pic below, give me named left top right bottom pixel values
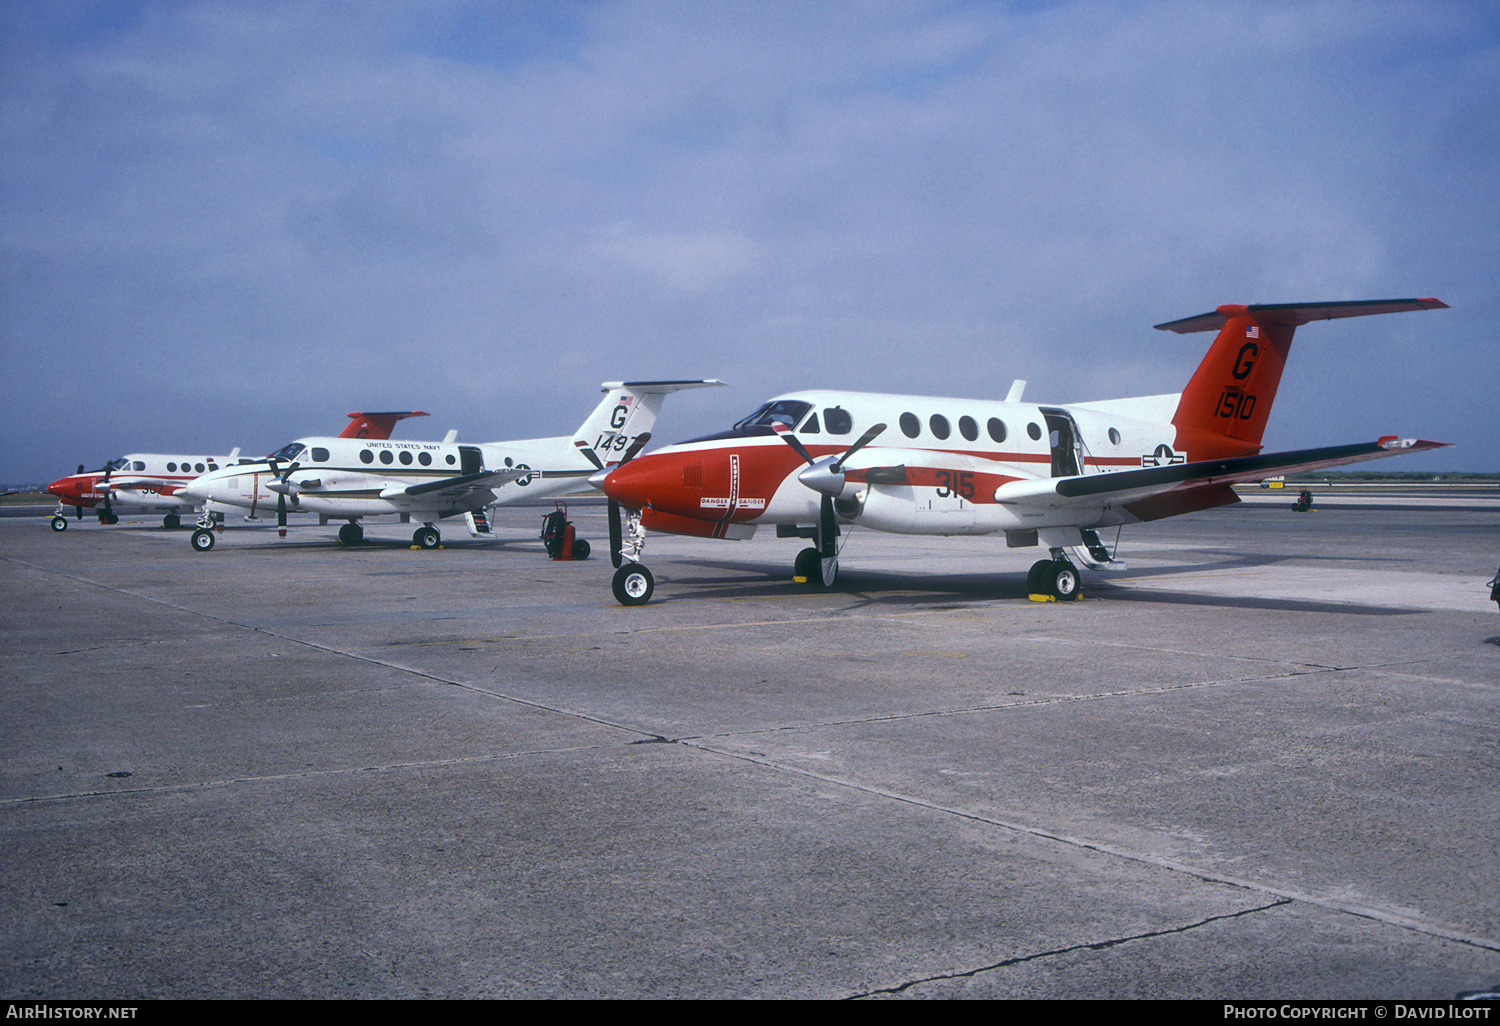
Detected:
left=794, top=547, right=820, bottom=583
left=1048, top=561, right=1081, bottom=601
left=613, top=564, right=654, bottom=606
left=164, top=514, right=180, bottom=529
left=338, top=523, right=363, bottom=545
left=190, top=529, right=215, bottom=552
left=1027, top=559, right=1053, bottom=594
left=414, top=527, right=441, bottom=549
left=571, top=538, right=591, bottom=560
left=50, top=517, right=68, bottom=532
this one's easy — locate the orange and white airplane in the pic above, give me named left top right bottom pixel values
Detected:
left=44, top=411, right=427, bottom=531
left=594, top=298, right=1449, bottom=605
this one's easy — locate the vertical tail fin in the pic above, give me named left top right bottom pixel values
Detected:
left=1155, top=299, right=1446, bottom=462
left=573, top=380, right=725, bottom=466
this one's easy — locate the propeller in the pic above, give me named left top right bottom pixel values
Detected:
left=771, top=422, right=887, bottom=561
left=772, top=422, right=886, bottom=497
left=264, top=458, right=301, bottom=528
left=101, top=465, right=115, bottom=523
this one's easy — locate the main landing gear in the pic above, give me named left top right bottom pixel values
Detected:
left=1027, top=557, right=1081, bottom=601
left=338, top=522, right=364, bottom=545
left=413, top=525, right=441, bottom=549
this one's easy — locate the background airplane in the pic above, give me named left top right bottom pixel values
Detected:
left=177, top=381, right=723, bottom=551
left=595, top=298, right=1449, bottom=605
left=44, top=411, right=428, bottom=532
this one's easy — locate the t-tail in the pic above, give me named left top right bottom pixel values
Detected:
left=572, top=380, right=725, bottom=469
left=1156, top=298, right=1447, bottom=462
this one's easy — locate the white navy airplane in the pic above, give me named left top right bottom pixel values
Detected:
left=176, top=381, right=722, bottom=551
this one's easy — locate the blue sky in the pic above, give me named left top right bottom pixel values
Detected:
left=3, top=0, right=1496, bottom=481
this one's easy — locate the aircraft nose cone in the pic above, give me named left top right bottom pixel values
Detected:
left=600, top=458, right=654, bottom=509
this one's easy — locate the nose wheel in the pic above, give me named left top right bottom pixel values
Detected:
left=50, top=516, right=68, bottom=532
left=612, top=564, right=655, bottom=606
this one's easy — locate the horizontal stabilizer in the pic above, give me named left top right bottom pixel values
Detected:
left=599, top=379, right=726, bottom=394
left=1154, top=298, right=1447, bottom=334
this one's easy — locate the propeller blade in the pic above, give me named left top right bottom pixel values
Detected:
left=832, top=423, right=886, bottom=471
left=277, top=491, right=287, bottom=528
left=620, top=432, right=652, bottom=464
left=772, top=423, right=816, bottom=466
left=608, top=498, right=624, bottom=568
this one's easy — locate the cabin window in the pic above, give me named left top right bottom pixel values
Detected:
left=207, top=463, right=218, bottom=471
left=132, top=461, right=146, bottom=472
left=900, top=412, right=920, bottom=438
left=823, top=407, right=853, bottom=435
left=959, top=416, right=978, bottom=442
left=167, top=463, right=177, bottom=473
left=360, top=450, right=374, bottom=464
left=418, top=452, right=432, bottom=466
left=379, top=450, right=394, bottom=465
left=1027, top=422, right=1042, bottom=441
left=929, top=415, right=950, bottom=440
left=193, top=463, right=204, bottom=473
left=801, top=413, right=820, bottom=433
left=1108, top=428, right=1121, bottom=446
left=311, top=448, right=329, bottom=462
left=987, top=418, right=1008, bottom=443
left=399, top=451, right=412, bottom=465
left=446, top=454, right=456, bottom=465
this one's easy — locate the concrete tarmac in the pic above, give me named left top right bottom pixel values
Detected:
left=2, top=499, right=1498, bottom=999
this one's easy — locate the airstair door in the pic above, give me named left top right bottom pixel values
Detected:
left=1039, top=408, right=1082, bottom=477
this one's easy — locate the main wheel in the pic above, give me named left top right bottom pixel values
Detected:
left=414, top=526, right=441, bottom=549
left=1027, top=559, right=1053, bottom=594
left=50, top=516, right=68, bottom=532
left=571, top=538, right=591, bottom=560
left=794, top=546, right=820, bottom=583
left=163, top=514, right=180, bottom=529
left=338, top=523, right=364, bottom=545
left=1048, top=561, right=1080, bottom=601
left=190, top=529, right=215, bottom=552
left=612, top=564, right=655, bottom=606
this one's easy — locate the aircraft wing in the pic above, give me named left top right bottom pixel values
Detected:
left=383, top=467, right=534, bottom=499
left=993, top=437, right=1450, bottom=522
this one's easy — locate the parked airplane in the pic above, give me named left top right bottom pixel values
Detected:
left=594, top=299, right=1449, bottom=605
left=176, top=381, right=723, bottom=551
left=44, top=411, right=428, bottom=532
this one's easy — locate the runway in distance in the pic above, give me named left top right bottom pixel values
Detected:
left=595, top=299, right=1449, bottom=605
left=43, top=411, right=428, bottom=532
left=177, top=381, right=723, bottom=551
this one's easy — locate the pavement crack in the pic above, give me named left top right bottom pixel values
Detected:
left=848, top=899, right=1293, bottom=998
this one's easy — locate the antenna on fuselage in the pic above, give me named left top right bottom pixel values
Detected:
left=1005, top=380, right=1027, bottom=402
left=442, top=429, right=458, bottom=443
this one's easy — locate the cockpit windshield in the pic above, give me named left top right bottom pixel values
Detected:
left=268, top=442, right=307, bottom=463
left=104, top=457, right=129, bottom=472
left=732, top=400, right=814, bottom=432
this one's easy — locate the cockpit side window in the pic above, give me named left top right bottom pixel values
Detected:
left=823, top=407, right=853, bottom=435
left=269, top=442, right=307, bottom=462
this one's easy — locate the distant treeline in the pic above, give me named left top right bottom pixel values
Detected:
left=1283, top=471, right=1499, bottom=482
